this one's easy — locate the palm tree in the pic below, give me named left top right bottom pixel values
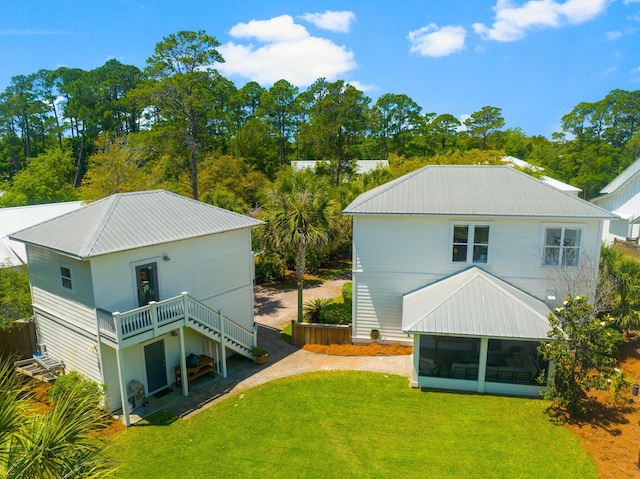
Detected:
left=260, top=170, right=333, bottom=322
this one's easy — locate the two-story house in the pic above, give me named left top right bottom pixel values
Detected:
left=10, top=190, right=262, bottom=425
left=343, top=165, right=615, bottom=396
left=591, top=157, right=640, bottom=244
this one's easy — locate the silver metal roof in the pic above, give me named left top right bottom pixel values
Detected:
left=599, top=157, right=640, bottom=195
left=343, top=165, right=614, bottom=219
left=402, top=267, right=552, bottom=340
left=0, top=201, right=84, bottom=266
left=9, top=190, right=263, bottom=259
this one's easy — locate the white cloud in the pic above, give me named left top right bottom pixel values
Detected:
left=606, top=30, right=623, bottom=40
left=473, top=0, right=608, bottom=42
left=228, top=15, right=309, bottom=42
left=346, top=80, right=376, bottom=93
left=632, top=65, right=640, bottom=74
left=299, top=10, right=355, bottom=33
left=408, top=24, right=466, bottom=57
left=218, top=15, right=356, bottom=86
left=623, top=0, right=640, bottom=4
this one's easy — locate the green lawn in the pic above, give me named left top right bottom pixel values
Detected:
left=107, top=371, right=597, bottom=479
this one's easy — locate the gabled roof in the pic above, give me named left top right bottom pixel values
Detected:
left=600, top=157, right=640, bottom=195
left=343, top=165, right=614, bottom=219
left=0, top=201, right=84, bottom=266
left=9, top=190, right=263, bottom=259
left=402, top=267, right=552, bottom=340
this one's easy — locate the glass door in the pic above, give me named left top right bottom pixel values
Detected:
left=136, top=262, right=159, bottom=307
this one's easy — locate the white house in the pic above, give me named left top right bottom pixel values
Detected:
left=10, top=190, right=262, bottom=425
left=343, top=165, right=615, bottom=396
left=591, top=157, right=640, bottom=244
left=291, top=159, right=389, bottom=175
left=0, top=201, right=84, bottom=267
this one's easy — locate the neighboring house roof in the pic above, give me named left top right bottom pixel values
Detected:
left=599, top=157, right=640, bottom=195
left=502, top=156, right=581, bottom=195
left=10, top=190, right=263, bottom=259
left=343, top=165, right=614, bottom=219
left=0, top=201, right=84, bottom=266
left=291, top=159, right=389, bottom=174
left=402, top=267, right=552, bottom=340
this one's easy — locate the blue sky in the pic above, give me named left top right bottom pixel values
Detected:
left=1, top=0, right=640, bottom=138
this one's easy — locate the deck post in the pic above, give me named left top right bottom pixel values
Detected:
left=149, top=301, right=158, bottom=336
left=219, top=310, right=228, bottom=378
left=181, top=292, right=189, bottom=323
left=178, top=326, right=188, bottom=396
left=477, top=338, right=488, bottom=393
left=116, top=347, right=130, bottom=427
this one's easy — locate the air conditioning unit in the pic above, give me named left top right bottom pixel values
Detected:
left=36, top=343, right=47, bottom=354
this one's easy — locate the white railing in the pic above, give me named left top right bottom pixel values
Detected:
left=96, top=293, right=253, bottom=355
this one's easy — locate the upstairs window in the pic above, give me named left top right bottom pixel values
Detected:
left=452, top=224, right=490, bottom=264
left=60, top=266, right=73, bottom=290
left=543, top=226, right=582, bottom=267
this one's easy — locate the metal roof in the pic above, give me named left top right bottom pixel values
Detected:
left=9, top=190, right=263, bottom=259
left=0, top=201, right=84, bottom=266
left=402, top=267, right=552, bottom=340
left=600, top=157, right=640, bottom=195
left=343, top=165, right=614, bottom=219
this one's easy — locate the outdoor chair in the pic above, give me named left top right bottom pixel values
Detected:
left=485, top=366, right=499, bottom=382
left=451, top=362, right=468, bottom=380
left=514, top=369, right=532, bottom=385
left=419, top=357, right=440, bottom=377
left=498, top=366, right=516, bottom=383
left=466, top=363, right=479, bottom=380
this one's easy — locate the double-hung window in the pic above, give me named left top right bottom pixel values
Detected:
left=543, top=226, right=582, bottom=267
left=452, top=224, right=490, bottom=264
left=60, top=266, right=73, bottom=290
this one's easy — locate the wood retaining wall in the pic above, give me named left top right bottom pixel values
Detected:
left=291, top=320, right=352, bottom=347
left=613, top=238, right=640, bottom=258
left=0, top=321, right=37, bottom=360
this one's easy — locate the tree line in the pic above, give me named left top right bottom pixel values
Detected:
left=1, top=30, right=638, bottom=208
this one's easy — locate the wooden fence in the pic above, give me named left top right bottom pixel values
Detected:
left=613, top=238, right=640, bottom=258
left=291, top=320, right=352, bottom=347
left=0, top=321, right=37, bottom=360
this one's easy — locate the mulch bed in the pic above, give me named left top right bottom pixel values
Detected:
left=303, top=343, right=412, bottom=356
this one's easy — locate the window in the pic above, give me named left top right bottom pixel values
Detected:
left=543, top=226, right=582, bottom=267
left=60, top=266, right=72, bottom=290
left=452, top=224, right=490, bottom=263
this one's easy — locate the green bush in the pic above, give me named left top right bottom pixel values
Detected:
left=342, top=282, right=352, bottom=305
left=254, top=252, right=286, bottom=284
left=320, top=303, right=352, bottom=325
left=50, top=370, right=105, bottom=407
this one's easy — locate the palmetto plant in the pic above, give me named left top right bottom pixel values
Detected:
left=0, top=359, right=117, bottom=478
left=303, top=298, right=333, bottom=323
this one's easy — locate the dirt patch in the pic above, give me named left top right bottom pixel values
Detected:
left=303, top=343, right=413, bottom=356
left=564, top=334, right=640, bottom=479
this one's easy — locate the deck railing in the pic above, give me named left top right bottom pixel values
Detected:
left=96, top=293, right=253, bottom=355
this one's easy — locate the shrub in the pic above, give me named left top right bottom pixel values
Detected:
left=50, top=371, right=105, bottom=407
left=254, top=252, right=286, bottom=284
left=303, top=298, right=334, bottom=322
left=342, top=282, right=352, bottom=305
left=320, top=303, right=352, bottom=325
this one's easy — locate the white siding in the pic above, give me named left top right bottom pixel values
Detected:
left=91, top=228, right=255, bottom=327
left=593, top=176, right=640, bottom=243
left=35, top=309, right=101, bottom=385
left=352, top=215, right=602, bottom=339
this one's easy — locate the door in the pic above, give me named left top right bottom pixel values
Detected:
left=144, top=340, right=167, bottom=394
left=136, top=263, right=159, bottom=307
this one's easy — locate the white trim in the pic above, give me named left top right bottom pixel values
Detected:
left=449, top=221, right=492, bottom=265
left=540, top=223, right=584, bottom=268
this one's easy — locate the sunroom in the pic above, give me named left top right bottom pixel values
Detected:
left=403, top=267, right=553, bottom=397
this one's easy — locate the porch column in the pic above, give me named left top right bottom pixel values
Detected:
left=410, top=335, right=419, bottom=387
left=477, top=338, right=488, bottom=393
left=219, top=309, right=228, bottom=378
left=178, top=327, right=188, bottom=396
left=115, top=347, right=130, bottom=427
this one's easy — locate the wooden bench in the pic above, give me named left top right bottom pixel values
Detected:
left=175, top=354, right=215, bottom=391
